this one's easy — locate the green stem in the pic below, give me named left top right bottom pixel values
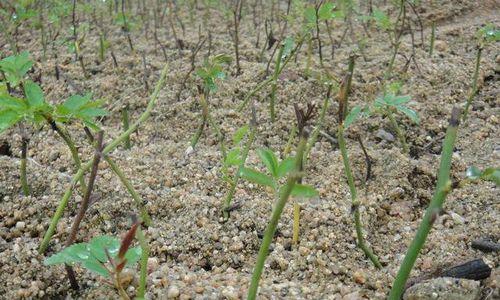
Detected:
left=429, top=21, right=435, bottom=57
left=136, top=227, right=149, bottom=298
left=462, top=47, right=482, bottom=122
left=105, top=157, right=152, bottom=226
left=338, top=125, right=382, bottom=268
left=20, top=137, right=30, bottom=196
left=283, top=125, right=297, bottom=157
left=304, top=92, right=330, bottom=162
left=305, top=35, right=312, bottom=77
left=38, top=64, right=168, bottom=254
left=386, top=108, right=409, bottom=154
left=388, top=107, right=460, bottom=299
left=269, top=44, right=285, bottom=122
left=247, top=136, right=307, bottom=300
left=121, top=105, right=131, bottom=149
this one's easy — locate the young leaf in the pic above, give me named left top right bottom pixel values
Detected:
left=232, top=125, right=249, bottom=144
left=124, top=246, right=142, bottom=266
left=82, top=257, right=110, bottom=277
left=0, top=94, right=27, bottom=111
left=281, top=37, right=295, bottom=60
left=0, top=51, right=33, bottom=87
left=482, top=168, right=500, bottom=186
left=344, top=105, right=362, bottom=128
left=44, top=243, right=90, bottom=265
left=257, top=148, right=279, bottom=177
left=239, top=167, right=276, bottom=190
left=88, top=236, right=120, bottom=263
left=24, top=81, right=45, bottom=108
left=318, top=2, right=335, bottom=21
left=372, top=9, right=392, bottom=31
left=225, top=148, right=242, bottom=166
left=0, top=109, right=22, bottom=133
left=466, top=166, right=481, bottom=179
left=291, top=184, right=319, bottom=198
left=277, top=157, right=295, bottom=178
left=396, top=105, right=419, bottom=124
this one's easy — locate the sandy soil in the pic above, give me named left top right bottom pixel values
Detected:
left=0, top=1, right=498, bottom=299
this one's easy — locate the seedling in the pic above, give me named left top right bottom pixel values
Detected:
left=0, top=52, right=107, bottom=195
left=222, top=110, right=258, bottom=220
left=247, top=103, right=316, bottom=300
left=347, top=82, right=419, bottom=154
left=45, top=223, right=143, bottom=300
left=189, top=54, right=231, bottom=152
left=389, top=108, right=461, bottom=299
left=336, top=57, right=381, bottom=268
left=462, top=24, right=499, bottom=121
left=465, top=166, right=500, bottom=186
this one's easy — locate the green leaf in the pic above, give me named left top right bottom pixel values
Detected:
left=225, top=148, right=242, bottom=166
left=0, top=109, right=22, bottom=133
left=466, top=166, right=481, bottom=179
left=396, top=105, right=419, bottom=124
left=277, top=157, right=295, bottom=178
left=318, top=3, right=334, bottom=21
left=373, top=9, right=392, bottom=31
left=291, top=184, right=319, bottom=198
left=0, top=51, right=33, bottom=87
left=63, top=94, right=90, bottom=112
left=88, top=236, right=120, bottom=263
left=82, top=257, right=110, bottom=277
left=0, top=94, right=27, bottom=110
left=78, top=107, right=108, bottom=118
left=304, top=6, right=316, bottom=24
left=124, top=246, right=142, bottom=266
left=232, top=125, right=249, bottom=144
left=481, top=168, right=500, bottom=186
left=44, top=243, right=90, bottom=265
left=23, top=81, right=45, bottom=108
left=281, top=37, right=295, bottom=60
left=239, top=167, right=276, bottom=190
left=344, top=106, right=362, bottom=128
left=257, top=148, right=279, bottom=177
left=389, top=95, right=411, bottom=106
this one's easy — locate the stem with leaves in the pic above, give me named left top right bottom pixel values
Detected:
left=39, top=64, right=168, bottom=254
left=337, top=57, right=381, bottom=268
left=388, top=108, right=461, bottom=299
left=386, top=108, right=409, bottom=154
left=247, top=129, right=308, bottom=300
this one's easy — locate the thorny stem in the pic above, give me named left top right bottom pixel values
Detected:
left=247, top=135, right=308, bottom=300
left=386, top=108, right=409, bottom=154
left=38, top=64, right=168, bottom=254
left=462, top=47, right=482, bottom=122
left=64, top=131, right=104, bottom=290
left=389, top=107, right=461, bottom=299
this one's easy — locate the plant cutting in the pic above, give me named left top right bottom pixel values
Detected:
left=246, top=103, right=317, bottom=300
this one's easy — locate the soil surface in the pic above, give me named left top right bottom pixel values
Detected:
left=0, top=1, right=499, bottom=299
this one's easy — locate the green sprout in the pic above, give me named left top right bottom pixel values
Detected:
left=347, top=89, right=418, bottom=154
left=465, top=166, right=500, bottom=186
left=462, top=24, right=499, bottom=121
left=45, top=224, right=143, bottom=300
left=189, top=54, right=231, bottom=151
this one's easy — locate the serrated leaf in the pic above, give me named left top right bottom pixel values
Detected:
left=277, top=157, right=295, bottom=178
left=239, top=167, right=276, bottom=190
left=232, top=125, right=249, bottom=144
left=396, top=105, right=419, bottom=124
left=63, top=94, right=90, bottom=112
left=24, top=81, right=45, bottom=108
left=257, top=148, right=279, bottom=177
left=291, top=184, right=319, bottom=198
left=78, top=107, right=108, bottom=118
left=88, top=236, right=120, bottom=263
left=344, top=106, right=362, bottom=128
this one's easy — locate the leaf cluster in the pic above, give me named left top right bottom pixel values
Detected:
left=44, top=235, right=141, bottom=278
left=240, top=148, right=318, bottom=198
left=466, top=166, right=500, bottom=186
left=195, top=54, right=232, bottom=92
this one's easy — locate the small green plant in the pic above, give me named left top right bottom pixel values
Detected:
left=462, top=24, right=499, bottom=121
left=465, top=166, right=500, bottom=186
left=347, top=86, right=418, bottom=154
left=247, top=103, right=316, bottom=300
left=45, top=223, right=143, bottom=300
left=189, top=54, right=231, bottom=152
left=0, top=52, right=107, bottom=195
